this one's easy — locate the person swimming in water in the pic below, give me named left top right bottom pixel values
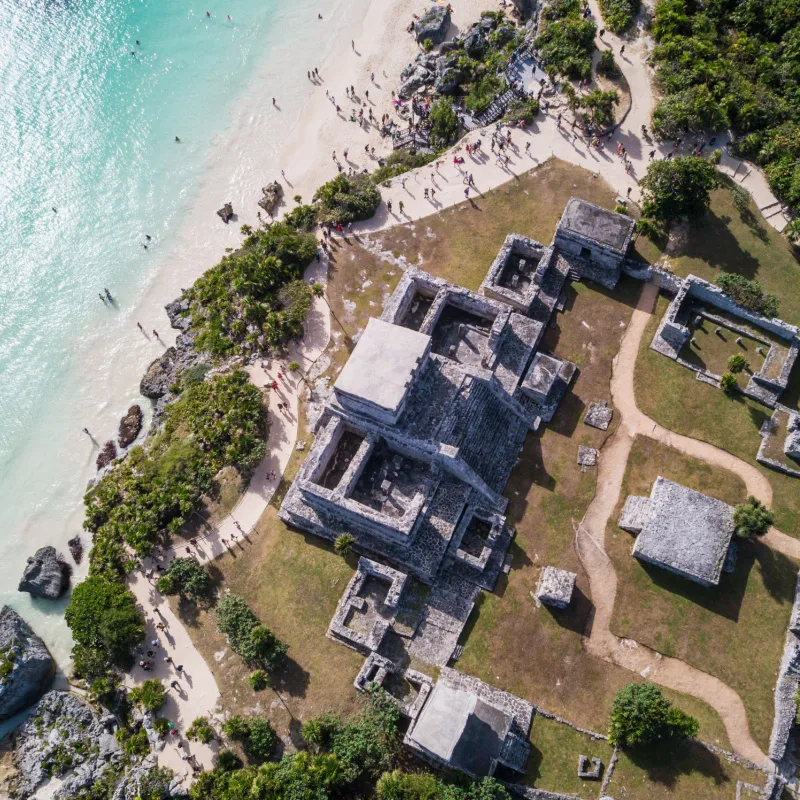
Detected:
left=175, top=136, right=180, bottom=142
left=104, top=288, right=113, bottom=301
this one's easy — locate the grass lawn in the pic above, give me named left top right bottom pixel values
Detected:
left=664, top=179, right=800, bottom=326
left=606, top=740, right=767, bottom=800
left=635, top=293, right=800, bottom=536
left=679, top=317, right=766, bottom=385
left=607, top=436, right=797, bottom=751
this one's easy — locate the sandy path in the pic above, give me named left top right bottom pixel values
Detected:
left=126, top=258, right=330, bottom=782
left=576, top=278, right=800, bottom=767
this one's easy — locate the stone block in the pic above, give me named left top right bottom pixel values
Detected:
left=535, top=566, right=576, bottom=609
left=577, top=754, right=602, bottom=779
left=584, top=401, right=613, bottom=430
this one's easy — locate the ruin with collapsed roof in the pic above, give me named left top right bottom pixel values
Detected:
left=279, top=198, right=635, bottom=779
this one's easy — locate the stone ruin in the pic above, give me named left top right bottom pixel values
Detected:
left=577, top=754, right=602, bottom=780
left=279, top=198, right=645, bottom=779
left=584, top=400, right=613, bottom=431
left=535, top=566, right=576, bottom=609
left=620, top=477, right=736, bottom=587
left=650, top=274, right=800, bottom=409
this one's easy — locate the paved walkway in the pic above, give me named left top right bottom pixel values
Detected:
left=126, top=259, right=330, bottom=782
left=575, top=280, right=798, bottom=767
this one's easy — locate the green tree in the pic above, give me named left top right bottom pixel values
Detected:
left=609, top=683, right=699, bottom=747
left=129, top=679, right=167, bottom=713
left=580, top=89, right=619, bottom=126
left=215, top=594, right=288, bottom=673
left=249, top=669, right=268, bottom=691
left=720, top=372, right=739, bottom=394
left=156, top=557, right=214, bottom=602
left=733, top=496, right=774, bottom=537
left=245, top=716, right=278, bottom=762
left=598, top=0, right=640, bottom=31
left=639, top=157, right=721, bottom=221
left=222, top=715, right=251, bottom=741
left=429, top=99, right=459, bottom=148
left=596, top=48, right=619, bottom=76
left=727, top=353, right=748, bottom=373
left=65, top=576, right=145, bottom=678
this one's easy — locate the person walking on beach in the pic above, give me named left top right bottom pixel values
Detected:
left=137, top=322, right=143, bottom=332
left=398, top=200, right=404, bottom=214
left=83, top=428, right=91, bottom=437
left=152, top=329, right=160, bottom=340
left=351, top=39, right=355, bottom=50
left=99, top=293, right=107, bottom=304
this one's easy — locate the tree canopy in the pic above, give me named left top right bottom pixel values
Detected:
left=313, top=173, right=381, bottom=225
left=156, top=556, right=214, bottom=602
left=733, top=496, right=774, bottom=537
left=608, top=683, right=699, bottom=747
left=215, top=594, right=288, bottom=674
left=639, top=157, right=721, bottom=221
left=65, top=575, right=145, bottom=678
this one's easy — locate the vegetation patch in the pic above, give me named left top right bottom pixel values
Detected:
left=313, top=173, right=381, bottom=225
left=598, top=0, right=640, bottom=32
left=715, top=273, right=779, bottom=318
left=536, top=0, right=596, bottom=79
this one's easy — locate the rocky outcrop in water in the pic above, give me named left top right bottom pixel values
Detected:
left=217, top=202, right=234, bottom=223
left=117, top=404, right=143, bottom=448
left=18, top=547, right=70, bottom=600
left=96, top=440, right=118, bottom=470
left=67, top=535, right=84, bottom=565
left=259, top=181, right=283, bottom=215
left=10, top=691, right=122, bottom=799
left=414, top=5, right=451, bottom=45
left=165, top=298, right=192, bottom=332
left=139, top=347, right=177, bottom=399
left=0, top=606, right=54, bottom=720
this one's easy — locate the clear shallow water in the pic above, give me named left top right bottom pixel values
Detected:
left=0, top=0, right=347, bottom=672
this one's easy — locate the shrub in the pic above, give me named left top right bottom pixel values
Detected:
left=334, top=533, right=356, bottom=555
left=596, top=48, right=619, bottom=77
left=249, top=669, right=268, bottom=691
left=89, top=676, right=119, bottom=708
left=733, top=496, right=774, bottom=538
left=720, top=372, right=739, bottom=394
left=222, top=715, right=251, bottom=741
left=639, top=157, right=721, bottom=221
left=609, top=683, right=699, bottom=747
left=282, top=203, right=317, bottom=231
left=215, top=594, right=288, bottom=673
left=727, top=353, right=747, bottom=373
left=65, top=575, right=145, bottom=679
left=245, top=716, right=278, bottom=761
left=422, top=37, right=434, bottom=52
left=129, top=679, right=167, bottom=712
left=709, top=148, right=722, bottom=164
left=729, top=185, right=750, bottom=214
left=465, top=74, right=507, bottom=114
left=715, top=273, right=779, bottom=318
left=314, top=173, right=381, bottom=225
left=372, top=151, right=436, bottom=185
left=216, top=749, right=243, bottom=771
left=502, top=96, right=540, bottom=124
left=121, top=728, right=150, bottom=756
left=428, top=98, right=459, bottom=148
left=152, top=717, right=171, bottom=736
left=187, top=716, right=216, bottom=744
left=599, top=0, right=640, bottom=32
left=156, top=557, right=214, bottom=602
left=182, top=364, right=210, bottom=388
left=579, top=88, right=619, bottom=126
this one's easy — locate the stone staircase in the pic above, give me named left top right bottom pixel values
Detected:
left=438, top=377, right=530, bottom=492
left=473, top=87, right=523, bottom=129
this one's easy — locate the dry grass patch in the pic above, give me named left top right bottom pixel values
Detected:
left=607, top=436, right=797, bottom=751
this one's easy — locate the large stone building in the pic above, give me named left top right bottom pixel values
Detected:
left=280, top=198, right=636, bottom=779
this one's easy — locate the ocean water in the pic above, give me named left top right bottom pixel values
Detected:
left=0, top=0, right=354, bottom=671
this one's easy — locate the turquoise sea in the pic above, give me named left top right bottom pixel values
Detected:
left=0, top=0, right=351, bottom=671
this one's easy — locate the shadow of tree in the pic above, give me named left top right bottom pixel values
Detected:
left=624, top=739, right=734, bottom=790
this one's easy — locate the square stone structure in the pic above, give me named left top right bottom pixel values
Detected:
left=334, top=318, right=430, bottom=425
left=554, top=198, right=635, bottom=289
left=622, top=477, right=736, bottom=587
left=535, top=566, right=576, bottom=608
left=405, top=668, right=533, bottom=779
left=584, top=400, right=613, bottom=430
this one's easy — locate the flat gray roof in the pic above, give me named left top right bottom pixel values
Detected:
left=409, top=683, right=473, bottom=762
left=559, top=198, right=634, bottom=252
left=334, top=318, right=430, bottom=414
left=632, top=477, right=735, bottom=585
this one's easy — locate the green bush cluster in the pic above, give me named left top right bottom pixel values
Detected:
left=649, top=0, right=800, bottom=214
left=502, top=96, right=540, bottom=124
left=84, top=370, right=266, bottom=576
left=215, top=594, right=288, bottom=674
left=222, top=715, right=278, bottom=762
left=579, top=88, right=619, bottom=126
left=715, top=273, right=779, bottom=318
left=313, top=173, right=382, bottom=225
left=720, top=371, right=739, bottom=394
left=727, top=352, right=748, bottom=373
left=598, top=0, right=640, bottom=32
left=192, top=689, right=510, bottom=800
left=128, top=679, right=166, bottom=713
left=187, top=717, right=216, bottom=744
left=429, top=98, right=460, bottom=147
left=465, top=74, right=507, bottom=114
left=596, top=48, right=619, bottom=77
left=372, top=151, right=436, bottom=185
left=184, top=221, right=316, bottom=357
left=608, top=683, right=699, bottom=748
left=536, top=0, right=596, bottom=79
left=156, top=556, right=214, bottom=602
